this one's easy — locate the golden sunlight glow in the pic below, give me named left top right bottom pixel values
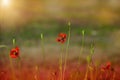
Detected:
left=2, top=0, right=10, bottom=7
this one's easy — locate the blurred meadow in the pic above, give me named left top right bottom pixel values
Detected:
left=0, top=0, right=120, bottom=80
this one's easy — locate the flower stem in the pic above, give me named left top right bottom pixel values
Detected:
left=9, top=55, right=16, bottom=80
left=59, top=44, right=64, bottom=80
left=41, top=33, right=46, bottom=62
left=63, top=22, right=71, bottom=80
left=18, top=56, right=22, bottom=80
left=84, top=65, right=89, bottom=80
left=90, top=42, right=96, bottom=68
left=9, top=38, right=17, bottom=80
left=78, top=30, right=85, bottom=65
left=13, top=38, right=16, bottom=47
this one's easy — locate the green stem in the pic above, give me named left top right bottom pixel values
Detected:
left=59, top=44, right=64, bottom=80
left=84, top=42, right=95, bottom=80
left=13, top=38, right=16, bottom=47
left=10, top=38, right=16, bottom=80
left=41, top=33, right=45, bottom=62
left=63, top=22, right=71, bottom=80
left=78, top=30, right=85, bottom=65
left=9, top=55, right=16, bottom=80
left=90, top=42, right=96, bottom=68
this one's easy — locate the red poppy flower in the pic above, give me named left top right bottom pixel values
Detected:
left=59, top=33, right=67, bottom=39
left=101, top=66, right=106, bottom=72
left=101, top=62, right=111, bottom=71
left=10, top=46, right=19, bottom=58
left=57, top=33, right=67, bottom=44
left=106, top=62, right=111, bottom=70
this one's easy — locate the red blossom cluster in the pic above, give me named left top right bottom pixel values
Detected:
left=57, top=33, right=67, bottom=44
left=101, top=62, right=111, bottom=71
left=10, top=46, right=20, bottom=58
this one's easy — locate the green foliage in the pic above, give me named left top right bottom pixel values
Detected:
left=90, top=43, right=94, bottom=55
left=0, top=21, right=119, bottom=47
left=86, top=55, right=91, bottom=64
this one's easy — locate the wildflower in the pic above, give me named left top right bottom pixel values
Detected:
left=10, top=46, right=19, bottom=58
left=101, top=66, right=105, bottom=71
left=57, top=33, right=67, bottom=44
left=101, top=62, right=111, bottom=71
left=106, top=62, right=111, bottom=70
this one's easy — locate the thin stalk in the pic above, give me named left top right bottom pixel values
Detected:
left=41, top=33, right=46, bottom=62
left=34, top=65, right=39, bottom=80
left=84, top=65, right=89, bottom=80
left=14, top=39, right=22, bottom=80
left=75, top=30, right=85, bottom=80
left=13, top=39, right=21, bottom=67
left=59, top=44, right=64, bottom=80
left=18, top=56, right=21, bottom=80
left=9, top=38, right=17, bottom=80
left=63, top=22, right=71, bottom=80
left=13, top=38, right=16, bottom=47
left=9, top=54, right=16, bottom=80
left=90, top=66, right=94, bottom=80
left=86, top=43, right=95, bottom=80
left=90, top=42, right=96, bottom=69
left=84, top=55, right=91, bottom=80
left=78, top=30, right=85, bottom=65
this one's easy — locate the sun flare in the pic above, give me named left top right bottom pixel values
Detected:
left=2, top=0, right=10, bottom=7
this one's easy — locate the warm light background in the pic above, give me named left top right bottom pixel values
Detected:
left=0, top=0, right=120, bottom=66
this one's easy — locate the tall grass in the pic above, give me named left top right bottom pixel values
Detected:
left=63, top=22, right=71, bottom=80
left=0, top=23, right=118, bottom=80
left=78, top=29, right=85, bottom=65
left=41, top=33, right=46, bottom=62
left=84, top=42, right=95, bottom=80
left=9, top=39, right=16, bottom=80
left=59, top=44, right=64, bottom=80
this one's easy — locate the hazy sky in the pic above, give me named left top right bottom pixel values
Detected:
left=0, top=0, right=120, bottom=28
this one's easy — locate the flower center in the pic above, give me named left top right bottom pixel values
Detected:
left=14, top=52, right=18, bottom=56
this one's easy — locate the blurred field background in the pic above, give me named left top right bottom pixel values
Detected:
left=0, top=0, right=120, bottom=69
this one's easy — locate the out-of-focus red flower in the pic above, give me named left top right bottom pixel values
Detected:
left=59, top=33, right=67, bottom=39
left=57, top=33, right=67, bottom=44
left=106, top=62, right=111, bottom=70
left=10, top=46, right=19, bottom=58
left=101, top=62, right=111, bottom=71
left=101, top=66, right=106, bottom=72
